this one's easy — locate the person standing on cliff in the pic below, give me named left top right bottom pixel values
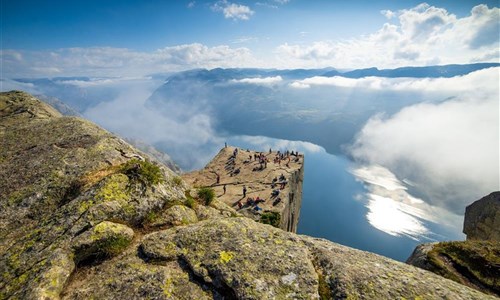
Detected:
left=243, top=185, right=247, bottom=198
left=223, top=184, right=226, bottom=194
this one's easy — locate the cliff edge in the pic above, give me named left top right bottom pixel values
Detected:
left=182, top=146, right=303, bottom=232
left=0, top=91, right=494, bottom=299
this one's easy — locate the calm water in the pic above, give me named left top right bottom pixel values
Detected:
left=226, top=135, right=464, bottom=262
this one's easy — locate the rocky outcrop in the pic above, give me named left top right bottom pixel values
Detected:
left=1, top=91, right=496, bottom=299
left=0, top=91, right=185, bottom=299
left=182, top=146, right=304, bottom=232
left=406, top=240, right=500, bottom=297
left=63, top=217, right=495, bottom=299
left=463, top=192, right=500, bottom=241
left=407, top=192, right=500, bottom=296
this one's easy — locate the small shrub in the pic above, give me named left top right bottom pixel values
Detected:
left=260, top=211, right=281, bottom=228
left=145, top=210, right=160, bottom=223
left=172, top=176, right=183, bottom=186
left=121, top=159, right=164, bottom=185
left=185, top=197, right=196, bottom=209
left=197, top=187, right=215, bottom=205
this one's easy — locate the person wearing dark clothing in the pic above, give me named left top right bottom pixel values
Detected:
left=223, top=184, right=226, bottom=194
left=243, top=186, right=247, bottom=197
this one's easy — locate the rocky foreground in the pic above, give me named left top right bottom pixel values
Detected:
left=0, top=91, right=496, bottom=299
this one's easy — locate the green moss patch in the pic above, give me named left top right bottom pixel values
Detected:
left=427, top=240, right=500, bottom=295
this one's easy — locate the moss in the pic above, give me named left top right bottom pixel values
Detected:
left=197, top=187, right=215, bottom=205
left=120, top=158, right=164, bottom=186
left=219, top=251, right=235, bottom=264
left=163, top=277, right=173, bottom=297
left=318, top=273, right=331, bottom=300
left=94, top=174, right=130, bottom=203
left=427, top=240, right=500, bottom=293
left=145, top=210, right=160, bottom=223
left=88, top=222, right=133, bottom=257
left=78, top=199, right=94, bottom=214
left=260, top=211, right=281, bottom=228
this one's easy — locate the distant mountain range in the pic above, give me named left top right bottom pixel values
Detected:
left=5, top=62, right=499, bottom=157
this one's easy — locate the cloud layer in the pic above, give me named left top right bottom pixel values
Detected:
left=0, top=44, right=256, bottom=78
left=349, top=67, right=499, bottom=215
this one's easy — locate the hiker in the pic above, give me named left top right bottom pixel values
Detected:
left=237, top=201, right=242, bottom=209
left=243, top=186, right=247, bottom=197
left=223, top=184, right=226, bottom=194
left=216, top=173, right=220, bottom=184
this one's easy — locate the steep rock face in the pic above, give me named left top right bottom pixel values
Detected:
left=182, top=146, right=304, bottom=232
left=463, top=192, right=500, bottom=241
left=406, top=241, right=500, bottom=296
left=1, top=91, right=496, bottom=299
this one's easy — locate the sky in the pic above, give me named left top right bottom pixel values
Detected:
left=1, top=0, right=499, bottom=77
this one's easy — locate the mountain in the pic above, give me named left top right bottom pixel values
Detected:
left=323, top=63, right=500, bottom=78
left=0, top=91, right=492, bottom=299
left=35, top=94, right=82, bottom=117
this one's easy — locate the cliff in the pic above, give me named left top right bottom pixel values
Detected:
left=182, top=146, right=303, bottom=232
left=0, top=91, right=495, bottom=299
left=463, top=192, right=500, bottom=241
left=406, top=192, right=500, bottom=297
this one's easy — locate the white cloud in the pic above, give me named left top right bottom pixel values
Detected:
left=1, top=43, right=258, bottom=78
left=381, top=9, right=395, bottom=19
left=231, top=75, right=282, bottom=84
left=290, top=67, right=500, bottom=93
left=236, top=135, right=323, bottom=153
left=83, top=78, right=223, bottom=170
left=349, top=68, right=499, bottom=215
left=276, top=4, right=500, bottom=69
left=187, top=1, right=195, bottom=8
left=277, top=41, right=336, bottom=60
left=212, top=0, right=254, bottom=20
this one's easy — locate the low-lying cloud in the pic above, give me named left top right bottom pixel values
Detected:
left=231, top=76, right=283, bottom=85
left=82, top=78, right=223, bottom=170
left=349, top=68, right=499, bottom=215
left=290, top=67, right=499, bottom=93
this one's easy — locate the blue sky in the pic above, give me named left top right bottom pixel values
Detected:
left=1, top=0, right=499, bottom=77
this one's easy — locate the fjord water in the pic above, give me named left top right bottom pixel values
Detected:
left=226, top=136, right=464, bottom=262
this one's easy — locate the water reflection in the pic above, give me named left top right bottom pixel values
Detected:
left=365, top=194, right=428, bottom=240
left=350, top=164, right=462, bottom=241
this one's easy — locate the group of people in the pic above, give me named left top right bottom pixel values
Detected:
left=219, top=146, right=299, bottom=212
left=225, top=149, right=241, bottom=176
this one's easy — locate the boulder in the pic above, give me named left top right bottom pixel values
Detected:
left=463, top=192, right=500, bottom=241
